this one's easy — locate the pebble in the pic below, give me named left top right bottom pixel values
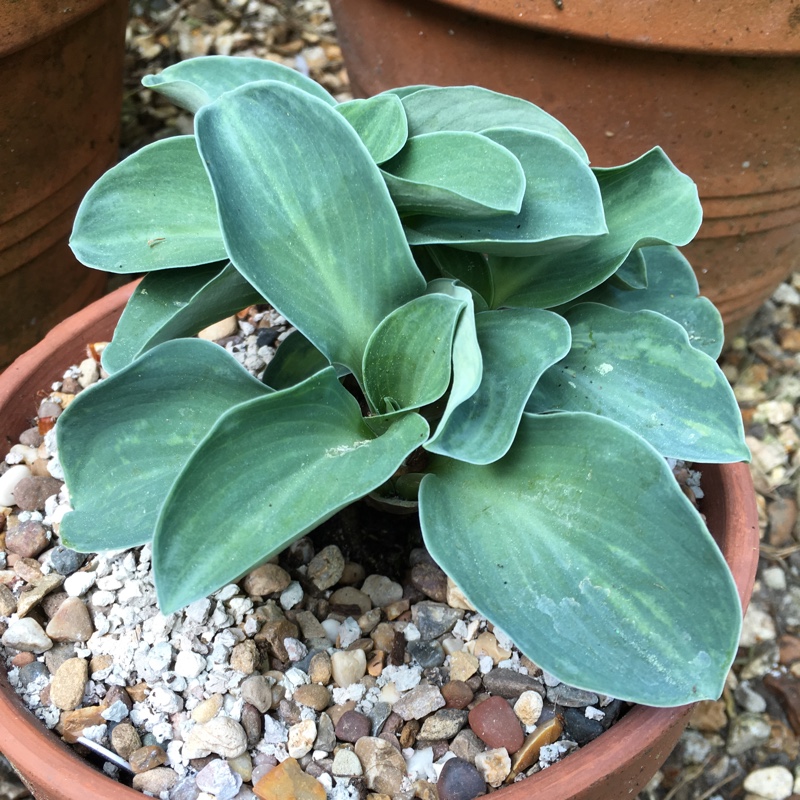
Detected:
left=259, top=619, right=299, bottom=662
left=16, top=573, right=64, bottom=616
left=287, top=719, right=317, bottom=758
left=230, top=639, right=259, bottom=673
left=335, top=710, right=371, bottom=742
left=361, top=574, right=403, bottom=607
left=279, top=580, right=304, bottom=610
left=510, top=716, right=564, bottom=777
left=50, top=657, right=88, bottom=711
left=437, top=756, right=486, bottom=800
left=328, top=586, right=371, bottom=615
left=196, top=759, right=243, bottom=800
left=175, top=650, right=208, bottom=679
left=450, top=729, right=486, bottom=764
left=308, top=651, right=332, bottom=684
left=472, top=631, right=511, bottom=664
left=562, top=706, right=605, bottom=746
left=185, top=716, right=249, bottom=759
left=547, top=684, right=599, bottom=707
left=241, top=703, right=263, bottom=746
left=0, top=464, right=32, bottom=506
left=314, top=712, right=336, bottom=753
left=469, top=696, right=524, bottom=754
left=198, top=315, right=238, bottom=341
left=514, top=690, right=544, bottom=726
left=392, top=684, right=446, bottom=721
left=331, top=747, right=363, bottom=777
left=481, top=667, right=544, bottom=699
left=11, top=476, right=62, bottom=512
left=410, top=560, right=448, bottom=603
left=243, top=563, right=291, bottom=595
left=354, top=736, right=407, bottom=795
left=1, top=617, right=53, bottom=653
left=412, top=602, right=463, bottom=640
left=252, top=757, right=326, bottom=800
left=5, top=519, right=50, bottom=557
left=743, top=766, right=795, bottom=800
left=307, top=544, right=345, bottom=590
left=131, top=767, right=178, bottom=794
left=419, top=708, right=468, bottom=740
left=111, top=722, right=142, bottom=759
left=128, top=744, right=167, bottom=773
left=330, top=648, right=366, bottom=687
left=408, top=639, right=446, bottom=669
left=442, top=680, right=474, bottom=710
left=475, top=747, right=511, bottom=787
left=48, top=546, right=87, bottom=575
left=741, top=604, right=778, bottom=647
left=689, top=699, right=728, bottom=732
left=44, top=596, right=94, bottom=642
left=449, top=651, right=479, bottom=682
left=726, top=713, right=772, bottom=755
left=192, top=693, right=224, bottom=723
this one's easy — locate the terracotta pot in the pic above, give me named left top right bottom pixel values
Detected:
left=0, top=282, right=760, bottom=797
left=0, top=0, right=128, bottom=369
left=329, top=0, right=800, bottom=334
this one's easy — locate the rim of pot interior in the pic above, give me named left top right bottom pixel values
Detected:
left=428, top=0, right=800, bottom=56
left=0, top=283, right=760, bottom=800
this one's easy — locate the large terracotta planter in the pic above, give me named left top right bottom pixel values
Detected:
left=329, top=0, right=800, bottom=334
left=0, top=0, right=127, bottom=369
left=0, top=283, right=761, bottom=798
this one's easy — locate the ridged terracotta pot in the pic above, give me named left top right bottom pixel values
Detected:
left=329, top=0, right=800, bottom=334
left=0, top=283, right=761, bottom=799
left=0, top=0, right=127, bottom=369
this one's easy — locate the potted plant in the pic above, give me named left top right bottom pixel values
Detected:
left=0, top=56, right=760, bottom=799
left=328, top=0, right=800, bottom=335
left=0, top=0, right=128, bottom=368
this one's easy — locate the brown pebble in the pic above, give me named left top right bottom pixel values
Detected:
left=11, top=652, right=35, bottom=668
left=383, top=599, right=410, bottom=620
left=442, top=680, right=474, bottom=710
left=294, top=683, right=331, bottom=712
left=329, top=586, right=372, bottom=616
left=252, top=756, right=326, bottom=800
left=127, top=682, right=150, bottom=703
left=111, top=722, right=142, bottom=759
left=768, top=496, right=798, bottom=546
left=14, top=557, right=43, bottom=583
left=257, top=619, right=299, bottom=662
left=5, top=520, right=50, bottom=558
left=410, top=561, right=448, bottom=603
left=308, top=651, right=332, bottom=684
left=128, top=744, right=168, bottom=774
left=50, top=657, right=88, bottom=711
left=242, top=702, right=264, bottom=745
left=399, top=719, right=420, bottom=748
left=230, top=639, right=259, bottom=673
left=45, top=596, right=94, bottom=642
left=327, top=701, right=357, bottom=726
left=59, top=705, right=105, bottom=743
left=243, top=563, right=291, bottom=596
left=11, top=477, right=63, bottom=513
left=689, top=699, right=727, bottom=732
left=764, top=673, right=800, bottom=735
left=509, top=715, right=564, bottom=779
left=468, top=696, right=524, bottom=754
left=335, top=710, right=371, bottom=743
left=40, top=591, right=68, bottom=619
left=779, top=635, right=800, bottom=666
left=103, top=684, right=132, bottom=710
left=0, top=584, right=17, bottom=616
left=367, top=650, right=385, bottom=677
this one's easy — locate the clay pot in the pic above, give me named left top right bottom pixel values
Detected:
left=329, top=0, right=800, bottom=333
left=0, top=283, right=760, bottom=798
left=0, top=0, right=128, bottom=369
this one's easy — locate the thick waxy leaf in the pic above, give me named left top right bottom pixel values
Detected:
left=404, top=128, right=606, bottom=256
left=102, top=263, right=263, bottom=374
left=70, top=136, right=227, bottom=273
left=362, top=293, right=465, bottom=414
left=426, top=246, right=493, bottom=309
left=573, top=246, right=724, bottom=358
left=419, top=412, right=742, bottom=706
left=262, top=330, right=349, bottom=390
left=381, top=85, right=436, bottom=100
left=426, top=308, right=570, bottom=464
left=57, top=339, right=272, bottom=551
left=401, top=86, right=588, bottom=162
left=489, top=147, right=703, bottom=307
left=152, top=368, right=430, bottom=612
left=141, top=55, right=335, bottom=111
left=610, top=249, right=647, bottom=290
left=381, top=132, right=525, bottom=218
left=196, top=82, right=426, bottom=380
left=337, top=95, right=408, bottom=164
left=528, top=304, right=749, bottom=462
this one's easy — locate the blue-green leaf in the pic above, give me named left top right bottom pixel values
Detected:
left=419, top=411, right=742, bottom=706
left=404, top=128, right=606, bottom=256
left=337, top=95, right=408, bottom=164
left=528, top=303, right=749, bottom=462
left=102, top=263, right=263, bottom=374
left=401, top=86, right=588, bottom=162
left=142, top=55, right=336, bottom=112
left=57, top=339, right=272, bottom=551
left=381, top=132, right=525, bottom=218
left=195, top=82, right=426, bottom=381
left=426, top=307, right=570, bottom=464
left=489, top=147, right=703, bottom=307
left=425, top=246, right=493, bottom=309
left=262, top=330, right=349, bottom=390
left=153, top=368, right=430, bottom=612
left=70, top=136, right=227, bottom=274
left=610, top=249, right=648, bottom=290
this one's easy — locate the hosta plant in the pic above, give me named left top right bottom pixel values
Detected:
left=58, top=56, right=749, bottom=708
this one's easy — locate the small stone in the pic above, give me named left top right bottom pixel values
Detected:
left=410, top=561, right=448, bottom=603
left=546, top=684, right=599, bottom=707
left=314, top=712, right=336, bottom=753
left=196, top=758, right=243, bottom=800
left=198, top=315, right=238, bottom=341
left=287, top=719, right=317, bottom=758
left=763, top=672, right=800, bottom=735
left=482, top=668, right=545, bottom=700
left=726, top=712, right=772, bottom=755
left=50, top=657, right=88, bottom=711
left=408, top=640, right=446, bottom=669
left=329, top=586, right=372, bottom=616
left=175, top=650, right=207, bottom=679
left=240, top=675, right=273, bottom=713
left=0, top=584, right=16, bottom=616
left=16, top=573, right=64, bottom=616
left=449, top=651, right=479, bottom=683
left=284, top=637, right=308, bottom=662
left=446, top=579, right=476, bottom=612
left=399, top=719, right=420, bottom=748
left=295, top=610, right=329, bottom=641
left=59, top=705, right=105, bottom=743
left=293, top=683, right=331, bottom=711
left=514, top=690, right=544, bottom=726
left=0, top=465, right=32, bottom=506
left=562, top=707, right=605, bottom=746
left=742, top=766, right=795, bottom=800
left=241, top=703, right=264, bottom=746
left=335, top=710, right=371, bottom=743
left=243, top=563, right=291, bottom=596
left=129, top=744, right=168, bottom=773
left=230, top=640, right=259, bottom=674
left=331, top=648, right=367, bottom=687
left=740, top=604, right=778, bottom=647
left=689, top=699, right=728, bottom=732
left=308, top=651, right=332, bottom=684
left=412, top=602, right=463, bottom=641
left=45, top=596, right=93, bottom=642
left=392, top=684, right=446, bottom=721
left=185, top=716, right=248, bottom=759
left=14, top=557, right=43, bottom=584
left=437, top=756, right=486, bottom=800
left=307, top=544, right=345, bottom=590
left=469, top=696, right=524, bottom=754
left=472, top=632, right=511, bottom=665
left=132, top=767, right=178, bottom=795
left=450, top=729, right=486, bottom=764
left=361, top=574, right=403, bottom=607
left=111, top=722, right=142, bottom=759
left=419, top=708, right=469, bottom=740
left=474, top=747, right=511, bottom=787
left=5, top=520, right=50, bottom=557
left=442, top=680, right=474, bottom=710
left=48, top=546, right=87, bottom=576
left=252, top=757, right=326, bottom=800
left=11, top=476, right=63, bottom=512
left=227, top=752, right=253, bottom=783
left=192, top=693, right=224, bottom=723
left=258, top=619, right=299, bottom=662
left=354, top=736, right=407, bottom=795
left=509, top=716, right=564, bottom=778
left=1, top=617, right=53, bottom=653
left=767, top=496, right=798, bottom=546
left=332, top=748, right=363, bottom=777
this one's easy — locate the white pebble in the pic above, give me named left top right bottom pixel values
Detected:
left=174, top=651, right=207, bottom=679
left=514, top=691, right=543, bottom=726
left=321, top=618, right=341, bottom=643
left=743, top=765, right=794, bottom=800
left=279, top=580, right=303, bottom=610
left=287, top=719, right=316, bottom=758
left=0, top=464, right=32, bottom=506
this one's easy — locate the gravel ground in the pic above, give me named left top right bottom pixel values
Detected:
left=1, top=2, right=799, bottom=798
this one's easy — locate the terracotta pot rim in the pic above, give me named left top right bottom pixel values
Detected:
left=428, top=0, right=800, bottom=56
left=0, top=283, right=760, bottom=799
